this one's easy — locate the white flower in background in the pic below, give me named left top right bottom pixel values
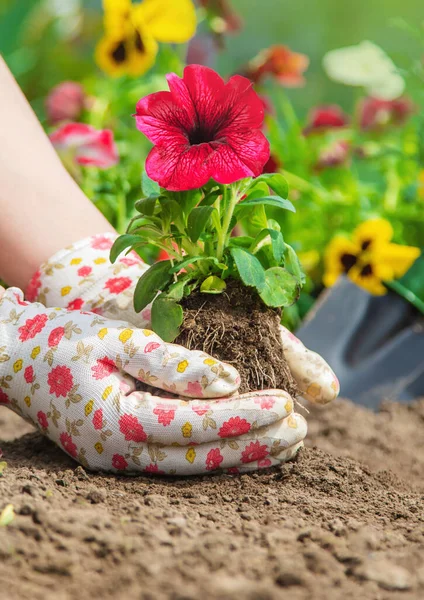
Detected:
left=323, top=41, right=405, bottom=100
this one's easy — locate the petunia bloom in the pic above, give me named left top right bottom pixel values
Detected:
left=134, top=64, right=270, bottom=191
left=245, top=45, right=309, bottom=87
left=96, top=0, right=196, bottom=77
left=304, top=105, right=349, bottom=135
left=45, top=81, right=87, bottom=125
left=323, top=41, right=404, bottom=101
left=50, top=123, right=119, bottom=169
left=324, top=219, right=420, bottom=295
left=358, top=96, right=415, bottom=131
left=316, top=140, right=350, bottom=170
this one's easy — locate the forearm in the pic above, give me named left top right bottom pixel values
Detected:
left=0, top=57, right=115, bottom=289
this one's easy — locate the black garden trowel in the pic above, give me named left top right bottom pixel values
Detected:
left=296, top=276, right=424, bottom=410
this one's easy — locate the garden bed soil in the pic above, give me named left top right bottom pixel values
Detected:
left=175, top=280, right=299, bottom=396
left=1, top=397, right=423, bottom=600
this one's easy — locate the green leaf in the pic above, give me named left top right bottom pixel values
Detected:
left=230, top=247, right=266, bottom=292
left=199, top=189, right=221, bottom=206
left=110, top=234, right=142, bottom=264
left=151, top=295, right=183, bottom=342
left=134, top=195, right=160, bottom=216
left=178, top=189, right=203, bottom=215
left=133, top=260, right=173, bottom=313
left=228, top=236, right=255, bottom=248
left=200, top=276, right=227, bottom=294
left=285, top=244, right=306, bottom=285
left=159, top=197, right=185, bottom=231
left=245, top=182, right=270, bottom=200
left=255, top=173, right=289, bottom=198
left=142, top=171, right=160, bottom=196
left=236, top=196, right=295, bottom=213
left=251, top=229, right=286, bottom=264
left=187, top=206, right=215, bottom=242
left=259, top=267, right=300, bottom=308
left=170, top=255, right=226, bottom=274
left=165, top=279, right=189, bottom=301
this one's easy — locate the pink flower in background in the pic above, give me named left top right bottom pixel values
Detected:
left=316, top=140, right=350, bottom=169
left=358, top=96, right=415, bottom=131
left=198, top=0, right=242, bottom=33
left=134, top=64, right=269, bottom=191
left=304, top=105, right=349, bottom=134
left=45, top=81, right=87, bottom=125
left=246, top=45, right=309, bottom=87
left=254, top=396, right=275, bottom=410
left=50, top=123, right=118, bottom=169
left=91, top=235, right=114, bottom=250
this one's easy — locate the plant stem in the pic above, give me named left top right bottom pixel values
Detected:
left=116, top=191, right=127, bottom=234
left=216, top=185, right=239, bottom=261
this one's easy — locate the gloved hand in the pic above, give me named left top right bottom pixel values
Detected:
left=26, top=232, right=340, bottom=405
left=0, top=287, right=307, bottom=475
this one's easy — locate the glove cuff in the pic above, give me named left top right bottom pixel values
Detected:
left=25, top=233, right=150, bottom=325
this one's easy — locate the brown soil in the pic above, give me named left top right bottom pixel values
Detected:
left=175, top=280, right=298, bottom=396
left=1, top=397, right=424, bottom=600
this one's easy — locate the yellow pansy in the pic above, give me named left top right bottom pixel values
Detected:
left=96, top=0, right=196, bottom=77
left=177, top=360, right=189, bottom=373
left=98, top=328, right=108, bottom=340
left=31, top=347, right=41, bottom=360
left=13, top=359, right=23, bottom=373
left=324, top=218, right=420, bottom=296
left=185, top=447, right=196, bottom=463
left=181, top=422, right=192, bottom=438
left=119, top=328, right=133, bottom=343
left=85, top=400, right=94, bottom=416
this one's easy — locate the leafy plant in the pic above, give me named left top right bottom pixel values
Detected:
left=111, top=172, right=304, bottom=341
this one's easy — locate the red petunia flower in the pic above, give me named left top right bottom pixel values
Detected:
left=50, top=123, right=118, bottom=169
left=91, top=356, right=118, bottom=380
left=25, top=270, right=42, bottom=302
left=48, top=365, right=74, bottom=398
left=119, top=414, right=147, bottom=442
left=262, top=154, right=280, bottom=174
left=77, top=266, right=92, bottom=278
left=134, top=64, right=270, bottom=191
left=104, top=277, right=132, bottom=294
left=67, top=298, right=84, bottom=311
left=153, top=405, right=176, bottom=427
left=0, top=388, right=10, bottom=405
left=205, top=447, right=224, bottom=470
left=246, top=45, right=309, bottom=87
left=24, top=366, right=35, bottom=384
left=304, top=105, right=349, bottom=135
left=218, top=416, right=251, bottom=438
left=112, top=454, right=128, bottom=470
left=92, top=408, right=104, bottom=430
left=241, top=441, right=269, bottom=464
left=60, top=432, right=78, bottom=458
left=48, top=326, right=65, bottom=348
left=45, top=81, right=87, bottom=125
left=18, top=313, right=48, bottom=341
left=358, top=96, right=415, bottom=131
left=37, top=411, right=49, bottom=430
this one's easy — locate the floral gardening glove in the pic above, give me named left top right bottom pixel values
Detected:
left=27, top=232, right=340, bottom=405
left=0, top=287, right=306, bottom=475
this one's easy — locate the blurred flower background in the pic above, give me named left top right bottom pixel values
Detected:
left=2, top=0, right=424, bottom=326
